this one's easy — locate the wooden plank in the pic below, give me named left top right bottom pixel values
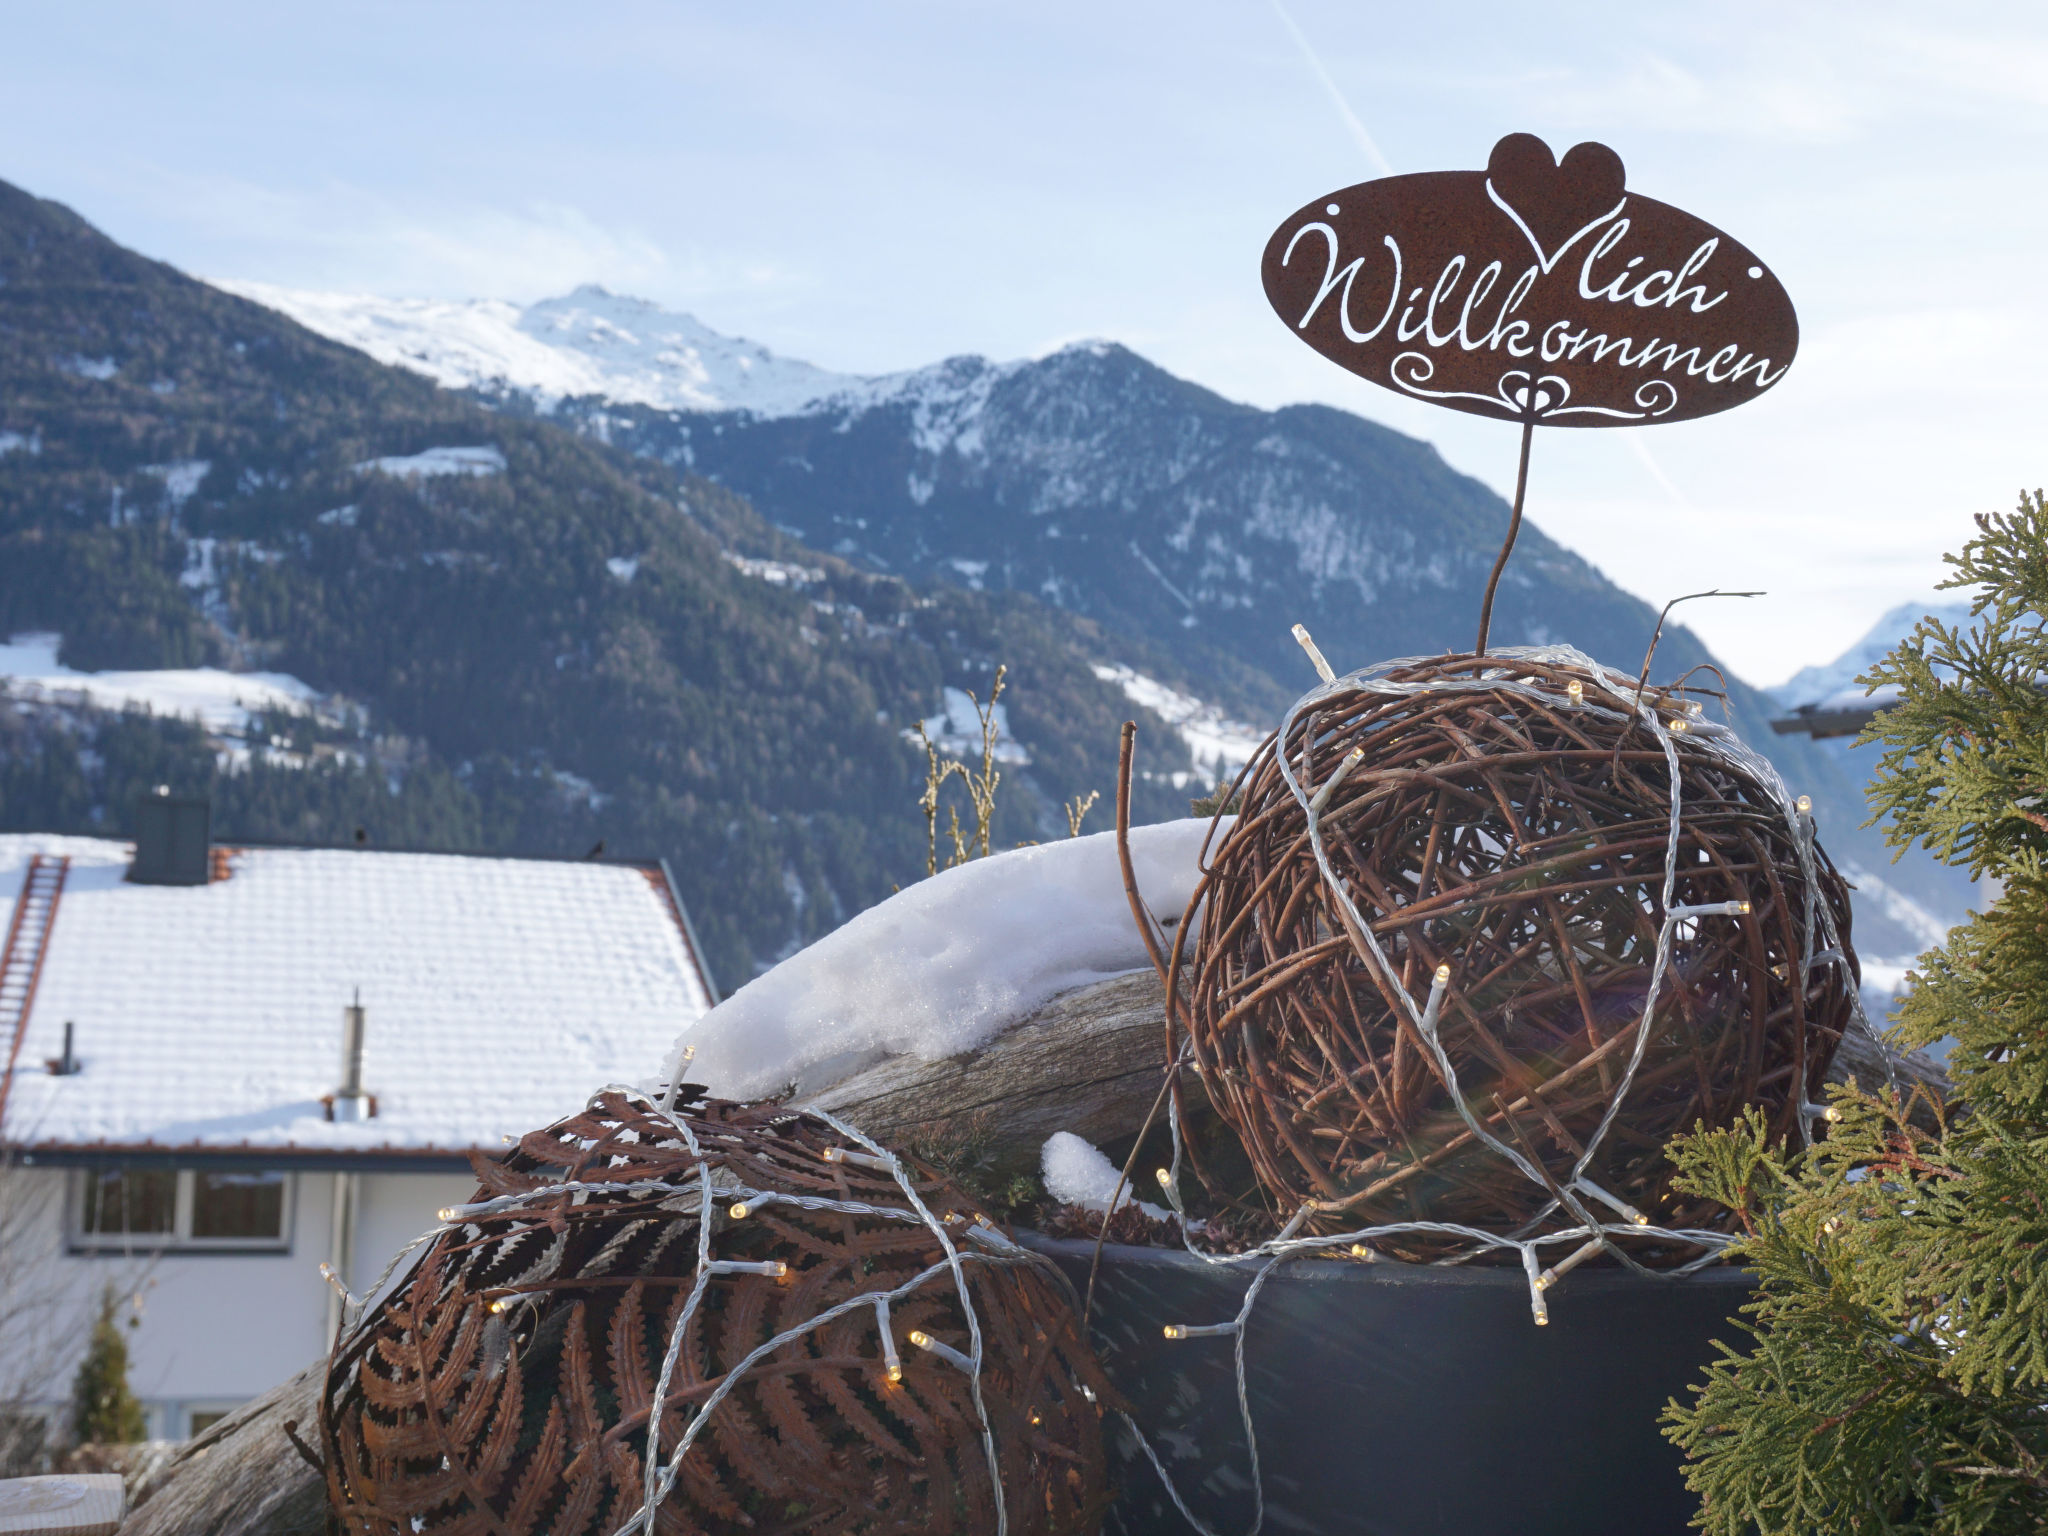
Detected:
left=0, top=1474, right=123, bottom=1536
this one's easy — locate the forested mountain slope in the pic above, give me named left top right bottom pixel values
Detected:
left=535, top=338, right=1981, bottom=964
left=0, top=180, right=1199, bottom=986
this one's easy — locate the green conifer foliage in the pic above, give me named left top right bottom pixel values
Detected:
left=69, top=1285, right=145, bottom=1446
left=1662, top=491, right=2048, bottom=1534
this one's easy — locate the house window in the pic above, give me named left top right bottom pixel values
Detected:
left=72, top=1169, right=293, bottom=1251
left=78, top=1167, right=177, bottom=1238
left=191, top=1171, right=288, bottom=1240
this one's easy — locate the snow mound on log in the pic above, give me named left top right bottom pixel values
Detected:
left=664, top=819, right=1224, bottom=1101
left=1041, top=1131, right=1172, bottom=1221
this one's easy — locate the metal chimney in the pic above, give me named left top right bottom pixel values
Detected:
left=128, top=788, right=211, bottom=886
left=332, top=991, right=371, bottom=1122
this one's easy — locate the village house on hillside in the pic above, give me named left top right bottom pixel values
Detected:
left=0, top=804, right=716, bottom=1450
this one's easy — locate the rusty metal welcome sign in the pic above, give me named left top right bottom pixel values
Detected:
left=1262, top=133, right=1797, bottom=428
left=1263, top=132, right=1797, bottom=650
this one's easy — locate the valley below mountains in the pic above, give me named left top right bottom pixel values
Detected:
left=0, top=185, right=1970, bottom=989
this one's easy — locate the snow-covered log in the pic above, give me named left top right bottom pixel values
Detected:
left=798, top=967, right=1169, bottom=1153
left=658, top=821, right=1218, bottom=1147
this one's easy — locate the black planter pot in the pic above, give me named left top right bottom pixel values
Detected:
left=1021, top=1234, right=1751, bottom=1536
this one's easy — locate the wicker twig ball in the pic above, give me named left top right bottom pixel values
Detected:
left=1175, top=648, right=1856, bottom=1264
left=321, top=1089, right=1113, bottom=1536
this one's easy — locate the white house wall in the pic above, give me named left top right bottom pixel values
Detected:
left=4, top=1166, right=472, bottom=1441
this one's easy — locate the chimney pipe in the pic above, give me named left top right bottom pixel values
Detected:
left=128, top=789, right=212, bottom=886
left=47, top=1021, right=80, bottom=1076
left=333, top=991, right=370, bottom=1122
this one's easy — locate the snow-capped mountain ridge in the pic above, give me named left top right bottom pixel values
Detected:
left=212, top=279, right=1113, bottom=447
left=211, top=280, right=868, bottom=416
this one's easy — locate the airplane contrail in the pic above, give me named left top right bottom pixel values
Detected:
left=1627, top=435, right=1691, bottom=508
left=1266, top=0, right=1395, bottom=177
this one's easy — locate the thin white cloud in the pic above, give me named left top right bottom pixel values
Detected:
left=1531, top=48, right=1866, bottom=144
left=127, top=168, right=697, bottom=302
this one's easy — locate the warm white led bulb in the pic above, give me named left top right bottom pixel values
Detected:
left=1735, top=900, right=1752, bottom=915
left=1348, top=1243, right=1376, bottom=1262
left=1796, top=795, right=1812, bottom=815
left=1433, top=963, right=1451, bottom=984
left=822, top=1147, right=845, bottom=1163
left=1163, top=1324, right=1189, bottom=1340
left=1154, top=1168, right=1171, bottom=1188
left=490, top=1296, right=512, bottom=1314
left=1566, top=679, right=1584, bottom=703
left=1668, top=717, right=1689, bottom=734
left=908, top=1330, right=933, bottom=1349
left=436, top=1207, right=458, bottom=1222
left=728, top=1202, right=749, bottom=1220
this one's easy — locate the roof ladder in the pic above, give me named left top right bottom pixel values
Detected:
left=0, top=853, right=72, bottom=1132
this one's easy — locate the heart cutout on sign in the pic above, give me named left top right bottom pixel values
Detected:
left=1485, top=133, right=1627, bottom=270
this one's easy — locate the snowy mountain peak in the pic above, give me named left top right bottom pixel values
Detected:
left=1772, top=599, right=1977, bottom=706
left=209, top=278, right=861, bottom=416
left=209, top=279, right=1154, bottom=446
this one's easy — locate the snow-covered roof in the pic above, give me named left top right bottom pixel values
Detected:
left=0, top=834, right=715, bottom=1161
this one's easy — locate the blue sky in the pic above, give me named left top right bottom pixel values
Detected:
left=4, top=1, right=2043, bottom=684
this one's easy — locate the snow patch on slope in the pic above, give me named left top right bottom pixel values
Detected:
left=0, top=632, right=318, bottom=735
left=911, top=686, right=1030, bottom=765
left=145, top=459, right=211, bottom=507
left=724, top=553, right=824, bottom=588
left=1092, top=663, right=1267, bottom=777
left=356, top=445, right=506, bottom=479
left=1838, top=860, right=1957, bottom=953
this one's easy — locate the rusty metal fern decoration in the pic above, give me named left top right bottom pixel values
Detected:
left=321, top=1088, right=1113, bottom=1536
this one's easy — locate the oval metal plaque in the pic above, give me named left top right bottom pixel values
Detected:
left=1261, top=133, right=1798, bottom=427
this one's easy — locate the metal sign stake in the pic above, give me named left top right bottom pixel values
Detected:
left=1474, top=415, right=1535, bottom=655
